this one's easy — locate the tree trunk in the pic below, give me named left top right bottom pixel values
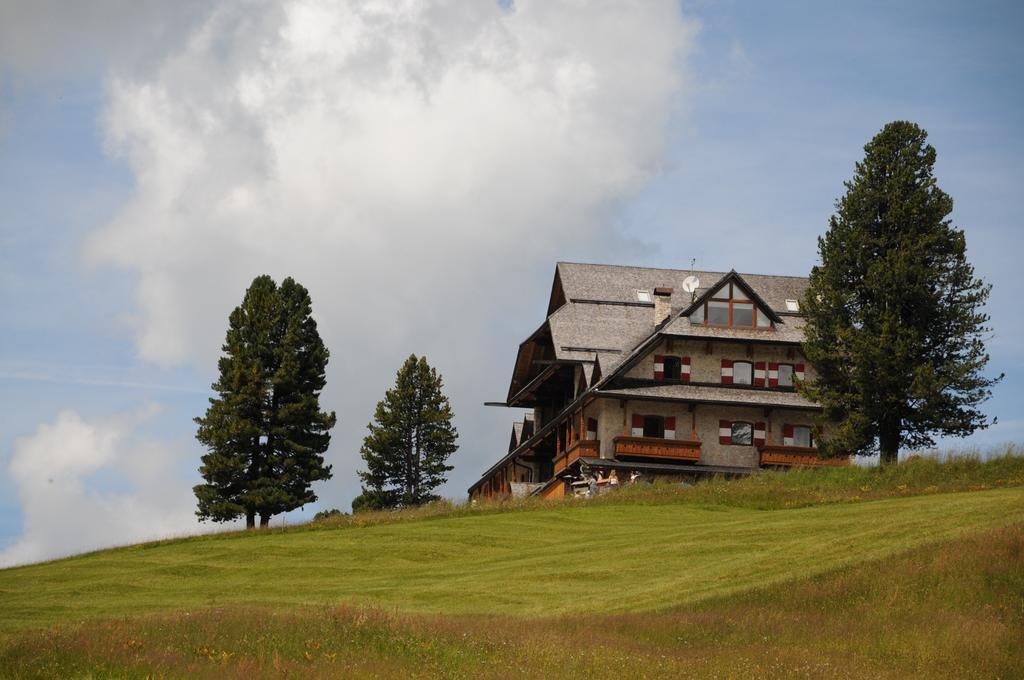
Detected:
left=260, top=514, right=271, bottom=528
left=879, top=417, right=900, bottom=465
left=246, top=510, right=256, bottom=529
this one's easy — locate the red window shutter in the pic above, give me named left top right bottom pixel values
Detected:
left=768, top=362, right=779, bottom=388
left=654, top=354, right=665, bottom=380
left=754, top=421, right=766, bottom=447
left=719, top=419, right=731, bottom=444
left=783, top=423, right=794, bottom=445
left=631, top=413, right=644, bottom=436
left=754, top=361, right=766, bottom=387
left=721, top=359, right=733, bottom=385
left=665, top=416, right=676, bottom=430
left=681, top=356, right=691, bottom=382
left=795, top=363, right=805, bottom=381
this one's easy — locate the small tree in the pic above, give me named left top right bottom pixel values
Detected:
left=194, top=275, right=336, bottom=527
left=357, top=355, right=458, bottom=510
left=802, top=121, right=1001, bottom=463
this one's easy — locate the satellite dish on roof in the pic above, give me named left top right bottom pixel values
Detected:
left=682, top=275, right=700, bottom=293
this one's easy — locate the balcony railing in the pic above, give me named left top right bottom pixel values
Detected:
left=553, top=439, right=600, bottom=473
left=612, top=436, right=701, bottom=462
left=758, top=445, right=848, bottom=467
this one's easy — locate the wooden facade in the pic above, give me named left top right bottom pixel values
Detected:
left=612, top=436, right=701, bottom=462
left=759, top=445, right=849, bottom=467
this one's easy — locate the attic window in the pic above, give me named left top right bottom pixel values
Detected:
left=700, top=282, right=766, bottom=328
left=636, top=290, right=652, bottom=303
left=785, top=299, right=800, bottom=312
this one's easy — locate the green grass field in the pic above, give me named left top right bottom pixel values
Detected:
left=2, top=452, right=1023, bottom=678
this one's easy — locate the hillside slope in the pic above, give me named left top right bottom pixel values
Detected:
left=4, top=523, right=1021, bottom=679
left=1, top=485, right=1022, bottom=631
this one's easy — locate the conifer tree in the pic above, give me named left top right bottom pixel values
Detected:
left=357, top=355, right=458, bottom=510
left=802, top=121, right=1001, bottom=464
left=194, top=275, right=336, bottom=527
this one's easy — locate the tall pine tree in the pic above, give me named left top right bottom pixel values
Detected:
left=356, top=355, right=458, bottom=510
left=195, top=275, right=336, bottom=527
left=802, top=121, right=1001, bottom=464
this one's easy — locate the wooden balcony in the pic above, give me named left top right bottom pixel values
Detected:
left=612, top=436, right=701, bottom=463
left=553, top=439, right=600, bottom=473
left=758, top=445, right=849, bottom=467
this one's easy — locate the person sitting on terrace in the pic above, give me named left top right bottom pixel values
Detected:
left=608, top=470, right=619, bottom=487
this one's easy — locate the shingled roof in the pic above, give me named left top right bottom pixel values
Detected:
left=505, top=262, right=812, bottom=405
left=555, top=262, right=810, bottom=314
left=555, top=262, right=809, bottom=359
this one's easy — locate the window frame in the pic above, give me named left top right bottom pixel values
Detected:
left=730, top=421, right=754, bottom=446
left=732, top=360, right=753, bottom=386
left=793, top=425, right=814, bottom=448
left=776, top=363, right=795, bottom=388
left=642, top=415, right=665, bottom=438
left=663, top=355, right=682, bottom=380
left=700, top=282, right=768, bottom=329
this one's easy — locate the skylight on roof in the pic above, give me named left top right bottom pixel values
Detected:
left=785, top=299, right=800, bottom=312
left=636, top=289, right=652, bottom=303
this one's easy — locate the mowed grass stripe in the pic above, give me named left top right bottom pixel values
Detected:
left=1, top=487, right=1022, bottom=631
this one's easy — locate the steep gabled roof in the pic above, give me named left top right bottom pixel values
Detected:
left=679, top=270, right=783, bottom=323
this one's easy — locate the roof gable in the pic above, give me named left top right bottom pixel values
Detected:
left=679, top=270, right=783, bottom=324
left=555, top=261, right=809, bottom=313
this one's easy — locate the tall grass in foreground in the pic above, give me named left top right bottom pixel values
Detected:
left=3, top=522, right=1020, bottom=679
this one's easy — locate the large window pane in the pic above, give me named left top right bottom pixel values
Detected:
left=777, top=364, right=794, bottom=387
left=732, top=302, right=754, bottom=326
left=708, top=300, right=729, bottom=325
left=733, top=361, right=753, bottom=385
left=690, top=305, right=704, bottom=324
left=731, top=422, right=753, bottom=445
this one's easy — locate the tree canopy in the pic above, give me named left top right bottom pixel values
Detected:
left=801, top=121, right=1001, bottom=463
left=355, top=355, right=458, bottom=511
left=194, top=275, right=336, bottom=527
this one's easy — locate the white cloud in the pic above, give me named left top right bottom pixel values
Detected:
left=82, top=0, right=695, bottom=506
left=0, top=407, right=208, bottom=567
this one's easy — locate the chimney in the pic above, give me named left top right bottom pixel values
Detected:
left=653, top=287, right=673, bottom=325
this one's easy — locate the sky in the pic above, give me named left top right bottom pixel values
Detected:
left=1, top=0, right=1021, bottom=567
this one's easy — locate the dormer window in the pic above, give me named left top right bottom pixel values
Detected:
left=636, top=289, right=652, bottom=303
left=699, top=283, right=770, bottom=328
